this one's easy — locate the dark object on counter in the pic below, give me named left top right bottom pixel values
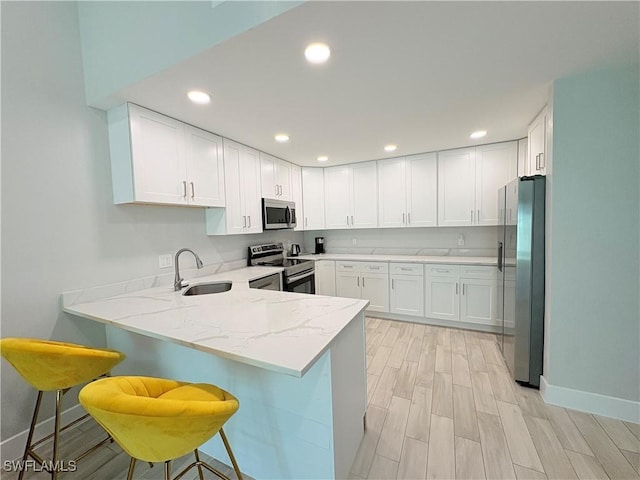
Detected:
left=315, top=237, right=325, bottom=254
left=290, top=244, right=301, bottom=256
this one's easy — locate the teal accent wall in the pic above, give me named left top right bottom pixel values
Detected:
left=77, top=1, right=303, bottom=107
left=549, top=63, right=640, bottom=402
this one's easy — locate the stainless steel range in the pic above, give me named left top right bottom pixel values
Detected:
left=248, top=243, right=315, bottom=294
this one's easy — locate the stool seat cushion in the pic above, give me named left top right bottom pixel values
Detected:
left=79, top=376, right=239, bottom=462
left=0, top=338, right=125, bottom=391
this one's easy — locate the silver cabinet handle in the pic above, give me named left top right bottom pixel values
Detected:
left=370, top=267, right=381, bottom=270
left=539, top=152, right=545, bottom=169
left=182, top=180, right=188, bottom=198
left=346, top=215, right=350, bottom=226
left=477, top=209, right=480, bottom=223
left=190, top=182, right=195, bottom=199
left=471, top=210, right=474, bottom=223
left=357, top=277, right=360, bottom=286
left=462, top=283, right=466, bottom=295
left=408, top=212, right=411, bottom=224
left=343, top=265, right=354, bottom=268
left=392, top=279, right=395, bottom=289
left=351, top=215, right=354, bottom=226
left=401, top=267, right=411, bottom=271
left=403, top=213, right=405, bottom=224
left=247, top=215, right=251, bottom=228
left=242, top=216, right=247, bottom=228
left=456, top=283, right=458, bottom=294
left=362, top=276, right=365, bottom=287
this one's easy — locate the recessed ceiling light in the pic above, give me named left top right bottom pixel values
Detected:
left=317, top=155, right=328, bottom=162
left=470, top=130, right=487, bottom=139
left=384, top=144, right=397, bottom=152
left=304, top=42, right=331, bottom=64
left=274, top=133, right=290, bottom=143
left=187, top=90, right=211, bottom=104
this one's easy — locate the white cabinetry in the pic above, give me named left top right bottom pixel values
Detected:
left=108, top=103, right=225, bottom=207
left=390, top=263, right=424, bottom=317
left=324, top=162, right=377, bottom=229
left=438, top=142, right=517, bottom=226
left=527, top=106, right=548, bottom=176
left=424, top=264, right=496, bottom=326
left=206, top=139, right=262, bottom=235
left=302, top=168, right=325, bottom=230
left=336, top=261, right=388, bottom=312
left=378, top=153, right=437, bottom=228
left=261, top=153, right=292, bottom=201
left=291, top=164, right=304, bottom=231
left=517, top=138, right=528, bottom=178
left=315, top=260, right=336, bottom=296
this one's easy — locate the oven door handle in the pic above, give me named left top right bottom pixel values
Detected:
left=286, top=270, right=315, bottom=283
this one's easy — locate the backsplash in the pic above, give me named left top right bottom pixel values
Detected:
left=303, top=226, right=498, bottom=257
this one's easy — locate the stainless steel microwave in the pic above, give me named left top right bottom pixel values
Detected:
left=262, top=198, right=296, bottom=230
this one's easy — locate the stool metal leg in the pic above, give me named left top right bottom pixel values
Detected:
left=51, top=389, right=63, bottom=480
left=18, top=391, right=44, bottom=480
left=194, top=449, right=205, bottom=480
left=219, top=428, right=243, bottom=480
left=164, top=460, right=171, bottom=480
left=126, top=458, right=137, bottom=480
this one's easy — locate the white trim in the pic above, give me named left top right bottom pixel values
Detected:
left=540, top=376, right=640, bottom=423
left=0, top=403, right=88, bottom=463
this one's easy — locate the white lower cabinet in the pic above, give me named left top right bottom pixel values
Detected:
left=424, top=264, right=496, bottom=326
left=390, top=263, right=424, bottom=317
left=336, top=262, right=389, bottom=313
left=315, top=260, right=336, bottom=296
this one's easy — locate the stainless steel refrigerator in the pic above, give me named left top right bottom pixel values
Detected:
left=497, top=175, right=545, bottom=388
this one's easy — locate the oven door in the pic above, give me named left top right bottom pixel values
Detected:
left=262, top=199, right=297, bottom=230
left=285, top=270, right=315, bottom=294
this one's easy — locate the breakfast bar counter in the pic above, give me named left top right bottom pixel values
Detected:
left=63, top=268, right=369, bottom=479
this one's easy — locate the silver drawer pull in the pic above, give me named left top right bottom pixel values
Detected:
left=400, top=267, right=412, bottom=271
left=435, top=269, right=449, bottom=273
left=369, top=267, right=381, bottom=270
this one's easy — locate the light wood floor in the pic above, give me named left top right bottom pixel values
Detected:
left=4, top=318, right=639, bottom=479
left=354, top=318, right=640, bottom=480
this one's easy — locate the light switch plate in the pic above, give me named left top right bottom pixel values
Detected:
left=158, top=254, right=172, bottom=269
left=458, top=234, right=465, bottom=246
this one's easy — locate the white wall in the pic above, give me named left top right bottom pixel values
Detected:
left=546, top=63, right=639, bottom=414
left=0, top=1, right=302, bottom=441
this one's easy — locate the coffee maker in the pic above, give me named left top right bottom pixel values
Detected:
left=314, top=237, right=325, bottom=254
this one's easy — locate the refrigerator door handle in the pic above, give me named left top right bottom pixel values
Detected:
left=498, top=241, right=503, bottom=272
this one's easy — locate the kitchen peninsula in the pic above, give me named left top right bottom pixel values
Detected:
left=63, top=268, right=369, bottom=479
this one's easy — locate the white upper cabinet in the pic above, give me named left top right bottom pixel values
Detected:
left=378, top=153, right=437, bottom=228
left=324, top=162, right=378, bottom=229
left=528, top=106, right=548, bottom=175
left=206, top=139, right=262, bottom=235
left=438, top=143, right=517, bottom=226
left=517, top=138, right=528, bottom=178
left=438, top=148, right=476, bottom=226
left=108, top=103, right=224, bottom=207
left=291, top=164, right=304, bottom=231
left=261, top=152, right=292, bottom=201
left=302, top=167, right=325, bottom=230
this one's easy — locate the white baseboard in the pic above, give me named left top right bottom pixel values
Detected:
left=0, top=403, right=88, bottom=463
left=540, top=375, right=640, bottom=423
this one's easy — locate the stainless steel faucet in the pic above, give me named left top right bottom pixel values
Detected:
left=174, top=248, right=204, bottom=291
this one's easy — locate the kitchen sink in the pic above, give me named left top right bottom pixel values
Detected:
left=182, top=281, right=232, bottom=296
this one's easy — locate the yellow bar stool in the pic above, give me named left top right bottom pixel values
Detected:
left=0, top=338, right=125, bottom=479
left=79, top=375, right=243, bottom=480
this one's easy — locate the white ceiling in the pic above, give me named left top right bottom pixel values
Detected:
left=115, top=1, right=639, bottom=167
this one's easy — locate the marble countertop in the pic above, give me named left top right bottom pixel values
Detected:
left=297, top=253, right=497, bottom=266
left=63, top=267, right=369, bottom=378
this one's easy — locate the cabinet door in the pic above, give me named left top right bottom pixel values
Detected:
left=528, top=108, right=546, bottom=175
left=276, top=159, right=292, bottom=201
left=460, top=278, right=496, bottom=325
left=242, top=146, right=263, bottom=233
left=336, top=271, right=361, bottom=299
left=475, top=142, right=517, bottom=225
left=302, top=168, right=325, bottom=230
left=406, top=153, right=437, bottom=227
left=324, top=166, right=351, bottom=229
left=184, top=125, right=225, bottom=207
left=221, top=139, right=245, bottom=235
left=315, top=260, right=336, bottom=296
left=129, top=105, right=187, bottom=205
left=378, top=158, right=407, bottom=228
left=437, top=148, right=475, bottom=226
left=517, top=138, right=528, bottom=178
left=260, top=152, right=278, bottom=199
left=425, top=275, right=460, bottom=321
left=362, top=273, right=389, bottom=313
left=351, top=161, right=378, bottom=229
left=291, top=164, right=304, bottom=231
left=390, top=274, right=424, bottom=317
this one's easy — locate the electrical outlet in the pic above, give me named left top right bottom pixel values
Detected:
left=457, top=234, right=465, bottom=246
left=352, top=238, right=357, bottom=246
left=158, top=254, right=172, bottom=269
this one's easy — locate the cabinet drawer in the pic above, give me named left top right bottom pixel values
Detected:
left=390, top=263, right=423, bottom=276
left=336, top=261, right=362, bottom=272
left=459, top=265, right=496, bottom=279
left=425, top=264, right=460, bottom=277
left=361, top=262, right=388, bottom=274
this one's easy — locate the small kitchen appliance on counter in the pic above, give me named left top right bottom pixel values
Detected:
left=248, top=243, right=315, bottom=294
left=290, top=244, right=301, bottom=257
left=314, top=237, right=325, bottom=254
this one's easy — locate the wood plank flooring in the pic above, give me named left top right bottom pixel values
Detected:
left=3, top=317, right=639, bottom=479
left=353, top=317, right=640, bottom=479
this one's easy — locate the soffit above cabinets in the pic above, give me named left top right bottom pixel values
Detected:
left=106, top=1, right=639, bottom=167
